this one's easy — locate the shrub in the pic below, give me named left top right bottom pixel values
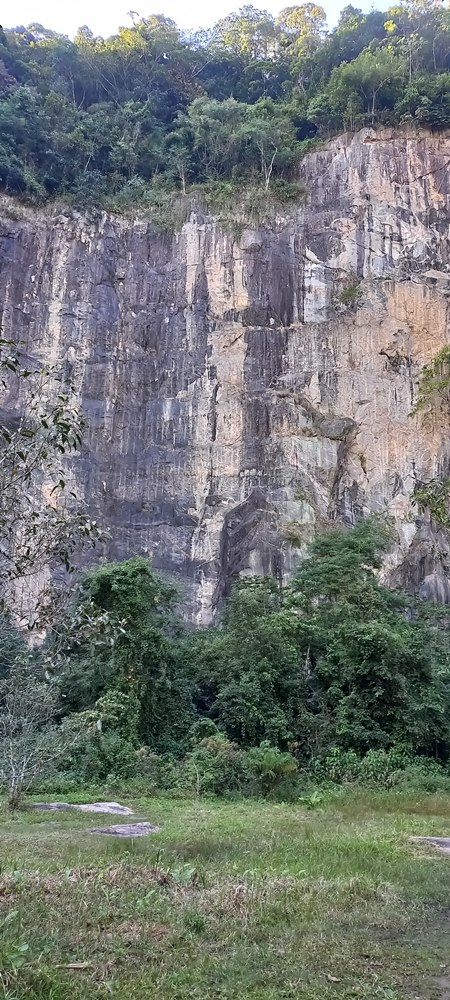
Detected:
left=337, top=282, right=362, bottom=308
left=245, top=741, right=298, bottom=796
left=412, top=345, right=450, bottom=427
left=313, top=746, right=362, bottom=784
left=135, top=748, right=183, bottom=793
left=359, top=746, right=413, bottom=785
left=183, top=733, right=248, bottom=796
left=389, top=758, right=450, bottom=793
left=413, top=477, right=450, bottom=530
left=310, top=745, right=450, bottom=792
left=65, top=731, right=139, bottom=785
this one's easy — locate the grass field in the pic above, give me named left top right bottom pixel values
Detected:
left=1, top=790, right=450, bottom=1000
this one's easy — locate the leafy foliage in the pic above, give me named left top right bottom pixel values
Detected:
left=180, top=518, right=450, bottom=760
left=0, top=910, right=31, bottom=990
left=55, top=557, right=195, bottom=752
left=245, top=740, right=298, bottom=794
left=0, top=506, right=449, bottom=804
left=0, top=611, right=26, bottom=679
left=48, top=516, right=450, bottom=801
left=2, top=2, right=450, bottom=212
left=0, top=338, right=100, bottom=617
left=413, top=477, right=450, bottom=529
left=0, top=658, right=74, bottom=809
left=412, top=346, right=450, bottom=427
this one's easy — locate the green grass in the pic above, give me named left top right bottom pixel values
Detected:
left=1, top=790, right=450, bottom=999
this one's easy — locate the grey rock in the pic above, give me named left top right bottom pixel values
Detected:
left=2, top=127, right=450, bottom=621
left=32, top=801, right=134, bottom=815
left=410, top=836, right=450, bottom=854
left=90, top=822, right=160, bottom=836
left=31, top=803, right=73, bottom=811
left=75, top=801, right=134, bottom=815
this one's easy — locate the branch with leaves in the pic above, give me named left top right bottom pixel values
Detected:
left=0, top=338, right=102, bottom=621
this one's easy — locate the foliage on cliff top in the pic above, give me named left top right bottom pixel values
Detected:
left=1, top=1, right=450, bottom=212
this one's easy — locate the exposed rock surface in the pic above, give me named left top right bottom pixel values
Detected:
left=90, top=822, right=159, bottom=836
left=410, top=836, right=450, bottom=855
left=1, top=125, right=450, bottom=621
left=31, top=801, right=134, bottom=814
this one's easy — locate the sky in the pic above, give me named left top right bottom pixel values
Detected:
left=3, top=0, right=385, bottom=38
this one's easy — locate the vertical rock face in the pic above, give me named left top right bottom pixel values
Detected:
left=1, top=125, right=450, bottom=621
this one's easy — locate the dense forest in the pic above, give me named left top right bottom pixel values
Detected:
left=1, top=0, right=450, bottom=210
left=4, top=517, right=450, bottom=805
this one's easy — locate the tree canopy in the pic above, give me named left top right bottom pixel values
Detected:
left=2, top=517, right=450, bottom=802
left=49, top=519, right=450, bottom=766
left=1, top=1, right=450, bottom=208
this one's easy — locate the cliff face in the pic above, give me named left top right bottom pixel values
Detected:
left=1, top=126, right=450, bottom=621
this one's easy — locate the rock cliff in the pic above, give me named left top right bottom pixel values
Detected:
left=1, top=125, right=450, bottom=622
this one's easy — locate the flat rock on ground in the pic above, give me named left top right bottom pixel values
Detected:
left=410, top=836, right=450, bottom=854
left=31, top=801, right=134, bottom=815
left=89, top=822, right=160, bottom=837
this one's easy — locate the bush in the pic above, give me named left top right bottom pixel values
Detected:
left=359, top=747, right=413, bottom=786
left=183, top=733, right=248, bottom=796
left=65, top=731, right=139, bottom=785
left=312, top=747, right=362, bottom=784
left=69, top=169, right=108, bottom=207
left=245, top=741, right=298, bottom=797
left=389, top=758, right=450, bottom=793
left=310, top=745, right=450, bottom=792
left=135, top=748, right=184, bottom=793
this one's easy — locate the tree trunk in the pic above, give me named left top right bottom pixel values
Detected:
left=8, top=775, right=23, bottom=812
left=179, top=163, right=186, bottom=196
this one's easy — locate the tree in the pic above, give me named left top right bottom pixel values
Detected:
left=276, top=3, right=327, bottom=90
left=394, top=72, right=450, bottom=125
left=185, top=577, right=312, bottom=747
left=288, top=518, right=450, bottom=754
left=0, top=611, right=26, bottom=679
left=240, top=99, right=300, bottom=186
left=0, top=658, right=72, bottom=810
left=180, top=96, right=248, bottom=179
left=211, top=6, right=277, bottom=61
left=316, top=7, right=387, bottom=79
left=277, top=3, right=327, bottom=60
left=322, top=46, right=406, bottom=127
left=55, top=557, right=195, bottom=753
left=385, top=0, right=450, bottom=80
left=0, top=339, right=99, bottom=621
left=187, top=518, right=450, bottom=760
left=177, top=95, right=299, bottom=185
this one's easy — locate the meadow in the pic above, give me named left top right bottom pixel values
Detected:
left=1, top=790, right=450, bottom=999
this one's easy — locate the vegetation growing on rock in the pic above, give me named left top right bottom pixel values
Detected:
left=1, top=1, right=450, bottom=210
left=413, top=476, right=450, bottom=529
left=413, top=345, right=450, bottom=428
